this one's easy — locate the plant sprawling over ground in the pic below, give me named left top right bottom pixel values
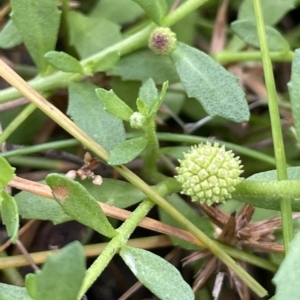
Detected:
left=0, top=0, right=300, bottom=299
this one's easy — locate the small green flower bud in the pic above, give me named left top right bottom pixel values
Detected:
left=130, top=112, right=147, bottom=129
left=148, top=27, right=177, bottom=55
left=175, top=142, right=243, bottom=205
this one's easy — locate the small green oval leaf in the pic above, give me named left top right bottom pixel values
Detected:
left=159, top=146, right=191, bottom=159
left=231, top=19, right=290, bottom=51
left=68, top=82, right=126, bottom=151
left=248, top=167, right=300, bottom=181
left=90, top=0, right=143, bottom=24
left=138, top=78, right=158, bottom=111
left=288, top=49, right=300, bottom=144
left=0, top=20, right=23, bottom=49
left=120, top=245, right=194, bottom=300
left=25, top=274, right=37, bottom=299
left=1, top=191, right=19, bottom=243
left=273, top=231, right=300, bottom=300
left=108, top=136, right=148, bottom=165
left=15, top=186, right=71, bottom=224
left=108, top=49, right=180, bottom=84
left=171, top=42, right=249, bottom=122
left=95, top=88, right=134, bottom=121
left=149, top=80, right=168, bottom=116
left=35, top=241, right=85, bottom=300
left=46, top=174, right=117, bottom=238
left=10, top=0, right=61, bottom=73
left=238, top=0, right=295, bottom=26
left=15, top=178, right=145, bottom=223
left=0, top=157, right=15, bottom=187
left=80, top=179, right=145, bottom=208
left=136, top=98, right=148, bottom=115
left=132, top=0, right=168, bottom=25
left=0, top=283, right=33, bottom=300
left=67, top=11, right=122, bottom=59
left=44, top=51, right=84, bottom=74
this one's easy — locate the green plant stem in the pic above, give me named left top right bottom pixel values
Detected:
left=130, top=132, right=278, bottom=167
left=219, top=243, right=278, bottom=273
left=213, top=50, right=293, bottom=64
left=0, top=22, right=155, bottom=104
left=253, top=0, right=293, bottom=252
left=0, top=103, right=36, bottom=144
left=143, top=117, right=161, bottom=179
left=234, top=180, right=300, bottom=211
left=79, top=178, right=189, bottom=297
left=0, top=49, right=294, bottom=103
left=0, top=133, right=279, bottom=167
left=6, top=156, right=74, bottom=170
left=0, top=251, right=24, bottom=286
left=0, top=60, right=267, bottom=297
left=14, top=64, right=38, bottom=78
left=0, top=0, right=210, bottom=104
left=78, top=198, right=155, bottom=298
left=0, top=139, right=79, bottom=158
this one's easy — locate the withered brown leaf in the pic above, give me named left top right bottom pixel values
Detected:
left=183, top=203, right=300, bottom=299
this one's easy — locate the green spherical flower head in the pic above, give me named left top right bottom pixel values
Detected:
left=148, top=27, right=177, bottom=55
left=175, top=142, right=243, bottom=205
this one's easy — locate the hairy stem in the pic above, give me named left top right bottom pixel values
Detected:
left=78, top=198, right=155, bottom=298
left=253, top=0, right=293, bottom=252
left=0, top=60, right=267, bottom=298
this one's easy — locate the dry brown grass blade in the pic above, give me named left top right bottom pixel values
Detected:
left=193, top=255, right=218, bottom=292
left=228, top=261, right=250, bottom=300
left=209, top=0, right=229, bottom=54
left=186, top=203, right=285, bottom=299
left=182, top=249, right=211, bottom=266
left=218, top=212, right=237, bottom=246
left=0, top=2, right=10, bottom=20
left=0, top=219, right=36, bottom=252
left=0, top=235, right=171, bottom=269
left=9, top=176, right=203, bottom=247
left=242, top=241, right=284, bottom=253
left=0, top=98, right=29, bottom=112
left=237, top=204, right=254, bottom=223
left=197, top=203, right=229, bottom=229
left=235, top=205, right=254, bottom=239
left=242, top=70, right=268, bottom=100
